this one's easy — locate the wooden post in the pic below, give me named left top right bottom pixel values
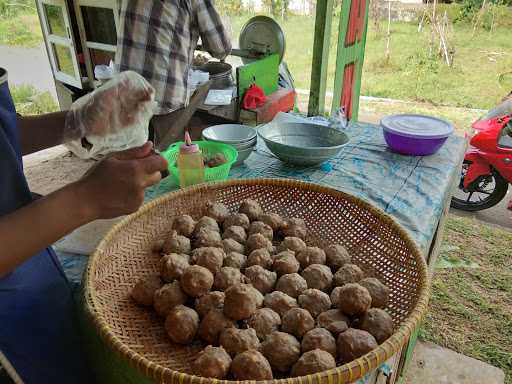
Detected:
left=307, top=0, right=334, bottom=117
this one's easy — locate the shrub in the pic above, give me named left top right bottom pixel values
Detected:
left=10, top=85, right=59, bottom=115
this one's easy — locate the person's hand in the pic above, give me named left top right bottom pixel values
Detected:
left=64, top=71, right=156, bottom=141
left=76, top=142, right=168, bottom=220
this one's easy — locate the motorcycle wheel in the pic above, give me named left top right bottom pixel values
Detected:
left=451, top=160, right=509, bottom=211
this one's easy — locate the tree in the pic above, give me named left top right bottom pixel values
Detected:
left=215, top=0, right=243, bottom=15
left=263, top=0, right=290, bottom=19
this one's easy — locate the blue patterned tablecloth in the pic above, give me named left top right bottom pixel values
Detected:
left=58, top=120, right=466, bottom=285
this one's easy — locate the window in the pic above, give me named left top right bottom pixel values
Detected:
left=37, top=0, right=82, bottom=88
left=75, top=0, right=119, bottom=83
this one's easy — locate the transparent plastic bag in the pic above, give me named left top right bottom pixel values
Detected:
left=64, top=71, right=155, bottom=142
left=328, top=107, right=348, bottom=131
left=65, top=71, right=157, bottom=159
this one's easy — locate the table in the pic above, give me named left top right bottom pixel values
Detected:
left=58, top=119, right=466, bottom=384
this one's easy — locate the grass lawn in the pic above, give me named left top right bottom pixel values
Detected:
left=2, top=8, right=511, bottom=111
left=422, top=215, right=512, bottom=383
left=0, top=13, right=42, bottom=47
left=227, top=13, right=512, bottom=110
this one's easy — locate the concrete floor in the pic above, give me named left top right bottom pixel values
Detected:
left=404, top=341, right=505, bottom=384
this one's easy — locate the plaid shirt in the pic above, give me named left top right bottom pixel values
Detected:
left=115, top=0, right=231, bottom=114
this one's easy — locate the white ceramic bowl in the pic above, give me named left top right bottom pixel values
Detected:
left=202, top=124, right=256, bottom=144
left=233, top=144, right=256, bottom=166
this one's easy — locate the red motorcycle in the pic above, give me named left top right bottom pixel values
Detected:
left=451, top=98, right=512, bottom=211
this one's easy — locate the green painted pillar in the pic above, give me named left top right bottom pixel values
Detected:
left=331, top=0, right=370, bottom=121
left=307, top=0, right=334, bottom=117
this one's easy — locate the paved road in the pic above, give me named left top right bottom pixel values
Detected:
left=0, top=44, right=57, bottom=98
left=450, top=192, right=512, bottom=231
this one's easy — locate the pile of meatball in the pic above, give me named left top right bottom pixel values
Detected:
left=131, top=199, right=394, bottom=380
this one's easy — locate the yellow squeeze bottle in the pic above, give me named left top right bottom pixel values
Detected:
left=177, top=131, right=205, bottom=188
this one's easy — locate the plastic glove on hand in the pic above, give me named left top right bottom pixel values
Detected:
left=64, top=71, right=155, bottom=141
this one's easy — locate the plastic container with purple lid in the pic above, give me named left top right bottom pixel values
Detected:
left=381, top=114, right=454, bottom=156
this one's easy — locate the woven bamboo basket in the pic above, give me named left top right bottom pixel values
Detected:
left=84, top=178, right=429, bottom=384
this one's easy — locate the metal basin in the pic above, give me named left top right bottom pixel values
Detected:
left=258, top=122, right=349, bottom=166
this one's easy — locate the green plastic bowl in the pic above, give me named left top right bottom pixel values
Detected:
left=161, top=140, right=238, bottom=185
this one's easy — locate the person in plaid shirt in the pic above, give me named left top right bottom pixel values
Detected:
left=115, top=0, right=232, bottom=143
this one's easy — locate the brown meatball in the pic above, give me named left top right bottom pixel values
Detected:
left=301, top=264, right=333, bottom=292
left=131, top=275, right=162, bottom=306
left=206, top=202, right=230, bottom=223
left=301, top=328, right=337, bottom=357
left=273, top=251, right=300, bottom=276
left=359, top=277, right=390, bottom=309
left=239, top=199, right=263, bottom=221
left=193, top=346, right=232, bottom=379
left=359, top=308, right=394, bottom=343
left=153, top=281, right=187, bottom=317
left=160, top=253, right=189, bottom=282
left=333, top=264, right=364, bottom=287
left=206, top=153, right=227, bottom=168
left=214, top=267, right=243, bottom=291
left=317, top=309, right=350, bottom=336
left=246, top=233, right=273, bottom=254
left=198, top=309, right=236, bottom=345
left=337, top=328, right=378, bottom=362
left=222, top=239, right=245, bottom=255
left=245, top=265, right=277, bottom=294
left=172, top=215, right=195, bottom=237
left=248, top=221, right=273, bottom=240
left=298, top=289, right=331, bottom=318
left=219, top=328, right=260, bottom=356
left=223, top=251, right=247, bottom=269
left=282, top=218, right=307, bottom=240
left=224, top=284, right=258, bottom=320
left=275, top=273, right=308, bottom=298
left=223, top=213, right=250, bottom=231
left=223, top=225, right=247, bottom=244
left=247, top=248, right=273, bottom=269
left=192, top=247, right=225, bottom=274
left=296, top=247, right=326, bottom=269
left=164, top=305, right=199, bottom=344
left=282, top=308, right=315, bottom=338
left=249, top=285, right=265, bottom=308
left=259, top=212, right=285, bottom=231
left=332, top=283, right=372, bottom=316
left=231, top=350, right=273, bottom=380
left=247, top=308, right=281, bottom=340
left=324, top=244, right=351, bottom=270
left=291, top=349, right=336, bottom=377
left=261, top=331, right=301, bottom=373
left=162, top=231, right=191, bottom=255
left=193, top=228, right=222, bottom=249
left=194, top=216, right=220, bottom=234
left=279, top=237, right=307, bottom=253
left=264, top=291, right=298, bottom=317
left=195, top=291, right=225, bottom=318
left=180, top=265, right=214, bottom=298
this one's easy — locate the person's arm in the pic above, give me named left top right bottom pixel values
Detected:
left=194, top=0, right=232, bottom=60
left=18, top=111, right=67, bottom=155
left=18, top=71, right=154, bottom=156
left=0, top=142, right=167, bottom=278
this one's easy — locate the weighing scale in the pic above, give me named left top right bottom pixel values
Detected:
left=196, top=16, right=293, bottom=125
